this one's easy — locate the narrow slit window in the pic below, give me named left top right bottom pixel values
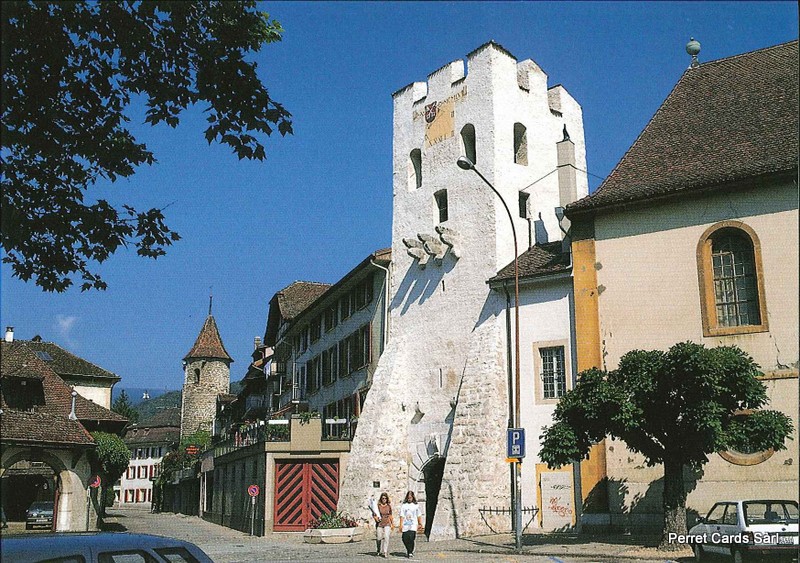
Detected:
left=434, top=189, right=448, bottom=223
left=409, top=149, right=422, bottom=190
left=460, top=124, right=476, bottom=164
left=513, top=123, right=528, bottom=165
left=519, top=192, right=530, bottom=219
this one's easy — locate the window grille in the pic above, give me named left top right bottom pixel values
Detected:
left=540, top=346, right=566, bottom=399
left=711, top=232, right=761, bottom=327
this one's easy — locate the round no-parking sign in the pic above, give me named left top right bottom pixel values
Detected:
left=247, top=484, right=260, bottom=497
left=89, top=475, right=101, bottom=488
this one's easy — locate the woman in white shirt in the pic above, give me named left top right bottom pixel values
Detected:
left=397, top=490, right=423, bottom=558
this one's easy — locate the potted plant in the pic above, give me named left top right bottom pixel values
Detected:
left=303, top=511, right=364, bottom=544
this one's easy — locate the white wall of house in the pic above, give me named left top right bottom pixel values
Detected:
left=120, top=445, right=166, bottom=505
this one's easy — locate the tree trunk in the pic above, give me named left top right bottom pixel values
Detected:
left=659, top=459, right=687, bottom=550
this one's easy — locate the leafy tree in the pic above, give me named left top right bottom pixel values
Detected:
left=89, top=431, right=131, bottom=517
left=112, top=390, right=139, bottom=424
left=539, top=342, right=793, bottom=550
left=1, top=1, right=292, bottom=291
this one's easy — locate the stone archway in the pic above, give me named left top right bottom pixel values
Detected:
left=1, top=447, right=93, bottom=532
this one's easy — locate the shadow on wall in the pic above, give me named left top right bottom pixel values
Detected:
left=392, top=254, right=458, bottom=315
left=581, top=467, right=703, bottom=534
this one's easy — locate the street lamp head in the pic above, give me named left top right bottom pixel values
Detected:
left=456, top=156, right=475, bottom=171
left=555, top=206, right=565, bottom=222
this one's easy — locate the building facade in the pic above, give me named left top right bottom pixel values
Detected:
left=564, top=41, right=799, bottom=531
left=119, top=408, right=180, bottom=506
left=1, top=335, right=127, bottom=531
left=266, top=249, right=391, bottom=437
left=339, top=42, right=589, bottom=539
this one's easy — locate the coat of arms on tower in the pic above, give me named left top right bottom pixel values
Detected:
left=424, top=102, right=438, bottom=123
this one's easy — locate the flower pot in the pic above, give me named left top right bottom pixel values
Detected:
left=303, top=526, right=365, bottom=544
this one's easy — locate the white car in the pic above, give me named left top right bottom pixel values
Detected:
left=689, top=499, right=798, bottom=562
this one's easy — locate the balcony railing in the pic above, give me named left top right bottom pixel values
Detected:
left=321, top=418, right=357, bottom=441
left=213, top=419, right=290, bottom=457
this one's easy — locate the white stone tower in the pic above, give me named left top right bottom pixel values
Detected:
left=180, top=312, right=232, bottom=440
left=338, top=41, right=587, bottom=539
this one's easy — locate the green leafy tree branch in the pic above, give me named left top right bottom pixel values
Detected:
left=1, top=1, right=292, bottom=291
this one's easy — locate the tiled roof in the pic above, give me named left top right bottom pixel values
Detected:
left=16, top=339, right=120, bottom=381
left=276, top=282, right=333, bottom=320
left=136, top=407, right=181, bottom=429
left=0, top=343, right=99, bottom=446
left=2, top=343, right=127, bottom=423
left=123, top=407, right=180, bottom=446
left=567, top=41, right=799, bottom=216
left=124, top=424, right=180, bottom=446
left=1, top=410, right=94, bottom=446
left=184, top=315, right=233, bottom=362
left=490, top=241, right=571, bottom=283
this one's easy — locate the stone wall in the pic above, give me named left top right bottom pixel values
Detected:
left=181, top=358, right=230, bottom=439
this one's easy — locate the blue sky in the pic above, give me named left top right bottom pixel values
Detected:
left=2, top=2, right=797, bottom=393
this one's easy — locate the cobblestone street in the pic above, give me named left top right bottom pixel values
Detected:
left=99, top=506, right=692, bottom=563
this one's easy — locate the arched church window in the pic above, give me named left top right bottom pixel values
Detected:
left=696, top=222, right=768, bottom=336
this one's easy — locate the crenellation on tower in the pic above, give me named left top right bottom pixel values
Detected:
left=426, top=60, right=465, bottom=97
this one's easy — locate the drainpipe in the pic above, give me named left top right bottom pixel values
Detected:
left=526, top=217, right=533, bottom=249
left=501, top=280, right=515, bottom=523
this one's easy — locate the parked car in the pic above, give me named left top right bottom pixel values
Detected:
left=25, top=501, right=54, bottom=530
left=0, top=532, right=213, bottom=562
left=689, top=499, right=799, bottom=562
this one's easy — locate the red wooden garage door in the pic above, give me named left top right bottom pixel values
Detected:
left=273, top=460, right=339, bottom=531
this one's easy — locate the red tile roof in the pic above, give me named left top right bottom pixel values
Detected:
left=183, top=315, right=233, bottom=362
left=19, top=340, right=120, bottom=381
left=567, top=41, right=799, bottom=216
left=1, top=343, right=98, bottom=446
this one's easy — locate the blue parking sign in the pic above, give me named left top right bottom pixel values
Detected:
left=507, top=428, right=525, bottom=459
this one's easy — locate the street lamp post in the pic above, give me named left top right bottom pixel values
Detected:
left=457, top=156, right=523, bottom=551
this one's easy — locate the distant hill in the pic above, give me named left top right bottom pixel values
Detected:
left=112, top=387, right=175, bottom=407
left=135, top=390, right=182, bottom=421
left=115, top=380, right=245, bottom=422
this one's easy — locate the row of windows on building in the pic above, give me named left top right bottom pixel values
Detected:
left=321, top=393, right=365, bottom=439
left=300, top=324, right=371, bottom=394
left=130, top=446, right=165, bottom=460
left=122, top=488, right=153, bottom=504
left=297, top=274, right=375, bottom=353
left=125, top=463, right=161, bottom=480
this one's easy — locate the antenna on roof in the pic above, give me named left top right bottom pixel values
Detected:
left=686, top=37, right=701, bottom=69
left=208, top=287, right=213, bottom=316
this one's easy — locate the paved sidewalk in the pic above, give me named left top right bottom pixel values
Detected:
left=101, top=506, right=694, bottom=562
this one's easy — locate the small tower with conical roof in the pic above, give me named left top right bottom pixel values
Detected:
left=180, top=309, right=233, bottom=440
